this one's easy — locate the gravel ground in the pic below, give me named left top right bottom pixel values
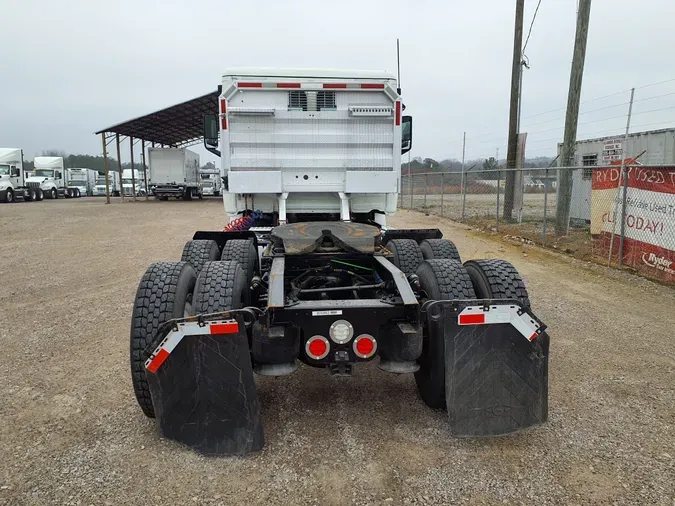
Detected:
left=1, top=199, right=674, bottom=506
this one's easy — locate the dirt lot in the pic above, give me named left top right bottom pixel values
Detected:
left=1, top=199, right=674, bottom=506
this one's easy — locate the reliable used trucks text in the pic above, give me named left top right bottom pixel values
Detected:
left=130, top=68, right=549, bottom=455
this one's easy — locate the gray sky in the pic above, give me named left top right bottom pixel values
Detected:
left=2, top=0, right=674, bottom=164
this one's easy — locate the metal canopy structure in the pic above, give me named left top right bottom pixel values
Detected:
left=96, top=89, right=220, bottom=147
left=94, top=88, right=220, bottom=204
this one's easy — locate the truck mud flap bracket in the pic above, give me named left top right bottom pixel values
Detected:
left=424, top=299, right=549, bottom=437
left=144, top=312, right=264, bottom=455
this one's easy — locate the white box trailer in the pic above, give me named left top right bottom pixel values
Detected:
left=93, top=171, right=121, bottom=196
left=67, top=168, right=97, bottom=196
left=0, top=148, right=45, bottom=202
left=212, top=68, right=405, bottom=224
left=148, top=148, right=200, bottom=200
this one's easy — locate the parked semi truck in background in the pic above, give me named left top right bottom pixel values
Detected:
left=28, top=156, right=81, bottom=198
left=92, top=171, right=121, bottom=196
left=130, top=68, right=550, bottom=455
left=0, top=148, right=44, bottom=202
left=199, top=169, right=221, bottom=196
left=122, top=169, right=146, bottom=197
left=67, top=168, right=97, bottom=197
left=148, top=148, right=201, bottom=200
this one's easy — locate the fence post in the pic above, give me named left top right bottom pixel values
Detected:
left=542, top=167, right=549, bottom=246
left=496, top=170, right=501, bottom=230
left=461, top=171, right=467, bottom=220
left=424, top=174, right=428, bottom=209
left=440, top=173, right=445, bottom=217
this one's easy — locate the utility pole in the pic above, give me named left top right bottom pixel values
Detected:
left=556, top=0, right=592, bottom=235
left=503, top=0, right=525, bottom=221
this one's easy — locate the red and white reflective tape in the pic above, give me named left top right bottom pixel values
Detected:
left=235, top=82, right=386, bottom=90
left=145, top=319, right=239, bottom=373
left=457, top=305, right=541, bottom=342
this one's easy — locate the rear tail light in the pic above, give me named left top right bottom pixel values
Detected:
left=353, top=334, right=377, bottom=359
left=306, top=335, right=330, bottom=360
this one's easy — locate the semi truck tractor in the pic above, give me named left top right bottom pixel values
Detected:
left=0, top=148, right=44, bottom=202
left=92, top=171, right=121, bottom=196
left=130, top=68, right=549, bottom=455
left=27, top=156, right=81, bottom=198
left=67, top=168, right=97, bottom=197
left=199, top=169, right=222, bottom=196
left=148, top=148, right=201, bottom=200
left=122, top=169, right=146, bottom=197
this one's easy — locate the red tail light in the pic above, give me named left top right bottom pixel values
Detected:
left=353, top=334, right=377, bottom=358
left=306, top=335, right=330, bottom=360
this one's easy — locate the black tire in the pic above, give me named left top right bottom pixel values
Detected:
left=75, top=188, right=81, bottom=198
left=158, top=196, right=168, bottom=201
left=183, top=188, right=192, bottom=201
left=221, top=239, right=258, bottom=291
left=25, top=189, right=35, bottom=202
left=464, top=259, right=530, bottom=307
left=415, top=259, right=476, bottom=409
left=5, top=189, right=14, bottom=203
left=193, top=261, right=246, bottom=314
left=180, top=239, right=220, bottom=276
left=35, top=189, right=43, bottom=201
left=130, top=261, right=197, bottom=418
left=420, top=239, right=461, bottom=262
left=387, top=239, right=423, bottom=276
left=50, top=188, right=57, bottom=199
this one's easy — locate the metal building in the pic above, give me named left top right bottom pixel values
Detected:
left=557, top=127, right=675, bottom=222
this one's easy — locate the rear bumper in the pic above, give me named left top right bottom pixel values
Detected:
left=152, top=186, right=184, bottom=197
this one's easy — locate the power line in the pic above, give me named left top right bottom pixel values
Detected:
left=522, top=0, right=543, bottom=56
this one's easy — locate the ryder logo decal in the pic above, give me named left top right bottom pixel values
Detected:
left=642, top=252, right=675, bottom=274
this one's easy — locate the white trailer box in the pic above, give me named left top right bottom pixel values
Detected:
left=213, top=68, right=407, bottom=223
left=67, top=168, right=97, bottom=196
left=199, top=170, right=221, bottom=196
left=148, top=148, right=200, bottom=200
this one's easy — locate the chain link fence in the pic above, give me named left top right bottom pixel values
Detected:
left=399, top=165, right=675, bottom=285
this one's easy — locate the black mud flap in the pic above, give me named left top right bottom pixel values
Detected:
left=145, top=314, right=264, bottom=455
left=427, top=300, right=549, bottom=437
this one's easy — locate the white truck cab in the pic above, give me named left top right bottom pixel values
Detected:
left=199, top=170, right=221, bottom=196
left=0, top=148, right=44, bottom=202
left=122, top=168, right=146, bottom=197
left=26, top=156, right=82, bottom=199
left=204, top=68, right=412, bottom=226
left=67, top=168, right=97, bottom=197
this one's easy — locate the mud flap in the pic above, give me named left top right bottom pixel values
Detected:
left=145, top=315, right=264, bottom=455
left=428, top=300, right=549, bottom=436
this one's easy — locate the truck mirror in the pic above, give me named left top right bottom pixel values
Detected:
left=204, top=114, right=219, bottom=147
left=401, top=116, right=412, bottom=155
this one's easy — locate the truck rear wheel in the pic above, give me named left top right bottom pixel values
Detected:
left=420, top=239, right=461, bottom=262
left=181, top=239, right=220, bottom=276
left=49, top=188, right=57, bottom=199
left=221, top=239, right=258, bottom=294
left=193, top=261, right=247, bottom=314
left=5, top=189, right=14, bottom=203
left=130, top=261, right=197, bottom=417
left=415, top=259, right=476, bottom=409
left=463, top=259, right=530, bottom=307
left=386, top=239, right=423, bottom=276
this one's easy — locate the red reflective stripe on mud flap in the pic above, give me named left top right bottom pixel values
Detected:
left=209, top=321, right=239, bottom=335
left=459, top=313, right=485, bottom=325
left=529, top=332, right=538, bottom=342
left=146, top=348, right=169, bottom=374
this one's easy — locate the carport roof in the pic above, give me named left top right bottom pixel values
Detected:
left=95, top=88, right=220, bottom=147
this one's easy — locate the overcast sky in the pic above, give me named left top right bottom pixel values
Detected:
left=2, top=0, right=674, bottom=165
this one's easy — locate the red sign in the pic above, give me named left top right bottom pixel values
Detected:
left=591, top=166, right=675, bottom=283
